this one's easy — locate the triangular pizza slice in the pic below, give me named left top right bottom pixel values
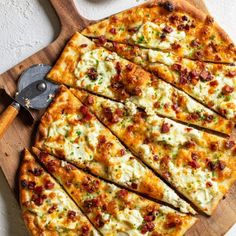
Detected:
left=82, top=0, right=236, bottom=63
left=47, top=32, right=232, bottom=135
left=19, top=149, right=99, bottom=236
left=33, top=148, right=197, bottom=236
left=99, top=41, right=236, bottom=122
left=72, top=89, right=236, bottom=215
left=35, top=86, right=194, bottom=214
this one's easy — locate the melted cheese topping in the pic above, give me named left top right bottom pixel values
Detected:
left=132, top=22, right=186, bottom=50
left=75, top=48, right=118, bottom=97
left=148, top=50, right=175, bottom=65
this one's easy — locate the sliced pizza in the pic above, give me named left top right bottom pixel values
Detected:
left=82, top=0, right=236, bottom=63
left=19, top=149, right=99, bottom=236
left=98, top=40, right=236, bottom=122
left=35, top=86, right=194, bottom=214
left=72, top=88, right=236, bottom=215
left=33, top=148, right=197, bottom=236
left=47, top=32, right=232, bottom=135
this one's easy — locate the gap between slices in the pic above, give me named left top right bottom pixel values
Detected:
left=71, top=88, right=236, bottom=215
left=47, top=32, right=233, bottom=135
left=33, top=147, right=198, bottom=236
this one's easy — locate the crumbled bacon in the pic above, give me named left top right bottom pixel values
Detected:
left=165, top=214, right=182, bottom=228
left=86, top=95, right=94, bottom=105
left=161, top=123, right=170, bottom=133
left=109, top=28, right=116, bottom=34
left=84, top=198, right=99, bottom=211
left=190, top=39, right=200, bottom=47
left=46, top=160, right=57, bottom=173
left=207, top=161, right=218, bottom=171
left=225, top=140, right=235, bottom=149
left=98, top=135, right=106, bottom=144
left=131, top=87, right=142, bottom=96
left=188, top=160, right=200, bottom=169
left=80, top=44, right=88, bottom=48
left=87, top=68, right=98, bottom=81
left=29, top=168, right=43, bottom=176
left=117, top=189, right=128, bottom=199
left=80, top=105, right=93, bottom=121
left=126, top=63, right=133, bottom=71
left=210, top=142, right=218, bottom=151
left=184, top=141, right=196, bottom=148
left=131, top=182, right=138, bottom=189
left=205, top=15, right=214, bottom=25
left=204, top=114, right=214, bottom=123
left=191, top=152, right=198, bottom=160
left=199, top=70, right=212, bottom=81
left=34, top=186, right=43, bottom=195
left=115, top=62, right=122, bottom=74
left=82, top=177, right=100, bottom=193
left=171, top=43, right=181, bottom=50
left=209, top=80, right=218, bottom=87
left=28, top=181, right=36, bottom=190
left=120, top=148, right=126, bottom=156
left=171, top=63, right=182, bottom=72
left=102, top=107, right=120, bottom=123
left=221, top=85, right=234, bottom=95
left=97, top=35, right=107, bottom=45
left=182, top=15, right=188, bottom=21
left=115, top=108, right=124, bottom=117
left=218, top=160, right=226, bottom=171
left=163, top=25, right=173, bottom=33
left=48, top=204, right=57, bottom=213
left=140, top=222, right=155, bottom=234
left=68, top=210, right=76, bottom=221
left=226, top=71, right=236, bottom=77
left=44, top=180, right=55, bottom=190
left=187, top=112, right=200, bottom=121
left=153, top=155, right=159, bottom=161
left=94, top=214, right=105, bottom=228
left=206, top=182, right=213, bottom=188
left=128, top=27, right=139, bottom=33
left=81, top=225, right=90, bottom=235
left=144, top=213, right=156, bottom=222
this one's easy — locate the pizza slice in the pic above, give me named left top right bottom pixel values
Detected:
left=81, top=0, right=236, bottom=63
left=98, top=41, right=236, bottom=122
left=33, top=148, right=197, bottom=236
left=19, top=149, right=99, bottom=236
left=47, top=32, right=232, bottom=135
left=72, top=89, right=236, bottom=215
left=35, top=86, right=195, bottom=214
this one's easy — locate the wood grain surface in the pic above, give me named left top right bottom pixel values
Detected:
left=0, top=1, right=235, bottom=235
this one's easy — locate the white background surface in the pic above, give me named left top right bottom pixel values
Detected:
left=0, top=0, right=235, bottom=235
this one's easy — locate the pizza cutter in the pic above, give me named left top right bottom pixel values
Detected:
left=0, top=64, right=59, bottom=138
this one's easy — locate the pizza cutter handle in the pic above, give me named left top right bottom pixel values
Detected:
left=0, top=102, right=20, bottom=139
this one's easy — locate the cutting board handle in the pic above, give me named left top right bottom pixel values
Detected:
left=0, top=102, right=20, bottom=139
left=49, top=0, right=90, bottom=34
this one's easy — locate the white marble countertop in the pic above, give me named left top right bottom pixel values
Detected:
left=0, top=0, right=235, bottom=235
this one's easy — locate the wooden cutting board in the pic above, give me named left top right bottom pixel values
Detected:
left=0, top=0, right=235, bottom=235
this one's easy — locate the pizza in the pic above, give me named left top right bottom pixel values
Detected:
left=33, top=147, right=197, bottom=236
left=19, top=149, right=99, bottom=236
left=81, top=0, right=236, bottom=63
left=47, top=32, right=232, bottom=135
left=98, top=40, right=236, bottom=122
left=71, top=88, right=236, bottom=215
left=35, top=86, right=194, bottom=214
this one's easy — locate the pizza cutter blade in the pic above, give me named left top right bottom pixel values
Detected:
left=0, top=64, right=59, bottom=139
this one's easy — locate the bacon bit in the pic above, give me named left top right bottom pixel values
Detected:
left=68, top=210, right=77, bottom=221
left=29, top=168, right=43, bottom=176
left=225, top=140, right=235, bottom=149
left=128, top=27, right=139, bottom=33
left=161, top=123, right=170, bottom=133
left=87, top=68, right=98, bottom=81
left=103, top=107, right=120, bottom=123
left=171, top=43, right=181, bottom=50
left=165, top=214, right=182, bottom=228
left=206, top=182, right=213, bottom=188
left=34, top=186, right=43, bottom=195
left=169, top=14, right=179, bottom=23
left=182, top=15, right=188, bottom=21
left=84, top=198, right=99, bottom=211
left=185, top=127, right=192, bottom=132
left=184, top=141, right=196, bottom=148
left=226, top=71, right=236, bottom=77
left=205, top=114, right=214, bottom=123
left=126, top=64, right=133, bottom=71
left=190, top=39, right=200, bottom=48
left=218, top=108, right=227, bottom=116
left=94, top=214, right=105, bottom=228
left=187, top=112, right=200, bottom=121
left=207, top=161, right=218, bottom=171
left=28, top=181, right=36, bottom=190
left=131, top=182, right=138, bottom=189
left=153, top=155, right=159, bottom=161
left=120, top=149, right=126, bottom=156
left=117, top=189, right=129, bottom=199
left=110, top=15, right=118, bottom=23
left=131, top=87, right=142, bottom=96
left=199, top=70, right=212, bottom=81
left=127, top=125, right=134, bottom=133
left=188, top=160, right=200, bottom=169
left=115, top=108, right=124, bottom=117
left=46, top=160, right=57, bottom=173
left=141, top=222, right=155, bottom=234
left=218, top=160, right=226, bottom=171
left=81, top=225, right=90, bottom=235
left=189, top=70, right=198, bottom=79
left=163, top=25, right=173, bottom=33
left=160, top=1, right=174, bottom=12
left=97, top=35, right=107, bottom=45
left=209, top=80, right=218, bottom=87
left=80, top=105, right=93, bottom=121
left=115, top=62, right=122, bottom=74
left=48, top=204, right=57, bottom=213
left=206, top=15, right=214, bottom=25
left=82, top=177, right=100, bottom=193
left=171, top=63, right=182, bottom=72
left=86, top=95, right=94, bottom=105
left=34, top=196, right=45, bottom=206
left=65, top=164, right=76, bottom=172
left=21, top=180, right=28, bottom=188
left=177, top=24, right=185, bottom=31
left=210, top=142, right=218, bottom=151
left=80, top=44, right=88, bottom=48
left=44, top=181, right=55, bottom=190
left=160, top=33, right=166, bottom=41
left=222, top=85, right=234, bottom=95
left=98, top=135, right=106, bottom=144
left=154, top=102, right=161, bottom=109
left=191, top=152, right=198, bottom=160
left=109, top=28, right=116, bottom=34
left=144, top=213, right=156, bottom=222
